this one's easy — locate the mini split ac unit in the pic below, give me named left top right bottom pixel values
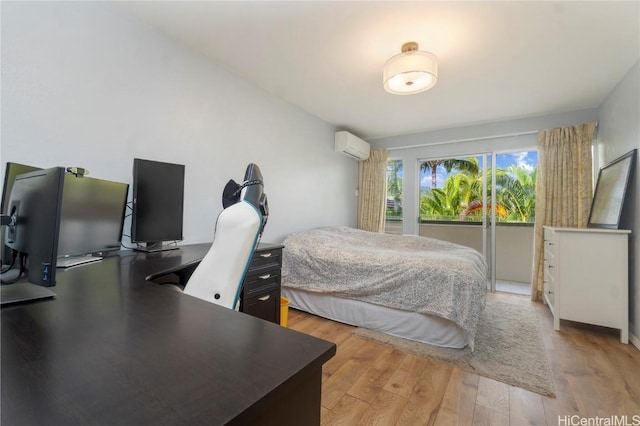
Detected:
left=334, top=131, right=370, bottom=161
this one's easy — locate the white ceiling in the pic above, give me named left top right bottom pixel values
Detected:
left=119, top=1, right=640, bottom=140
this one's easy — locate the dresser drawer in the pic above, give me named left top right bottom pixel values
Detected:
left=244, top=269, right=280, bottom=297
left=249, top=247, right=282, bottom=270
left=242, top=289, right=281, bottom=323
left=543, top=259, right=554, bottom=282
left=544, top=243, right=554, bottom=262
left=543, top=230, right=555, bottom=258
left=543, top=261, right=555, bottom=307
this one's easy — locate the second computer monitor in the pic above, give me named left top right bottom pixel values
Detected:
left=57, top=174, right=129, bottom=266
left=131, top=158, right=185, bottom=251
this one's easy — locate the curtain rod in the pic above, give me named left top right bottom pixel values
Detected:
left=385, top=130, right=539, bottom=151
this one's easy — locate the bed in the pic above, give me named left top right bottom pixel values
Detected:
left=281, top=226, right=487, bottom=350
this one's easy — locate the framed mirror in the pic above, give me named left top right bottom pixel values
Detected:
left=588, top=149, right=636, bottom=229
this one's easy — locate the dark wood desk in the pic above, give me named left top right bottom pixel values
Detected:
left=1, top=245, right=336, bottom=425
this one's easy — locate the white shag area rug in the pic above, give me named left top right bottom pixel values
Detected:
left=352, top=294, right=555, bottom=397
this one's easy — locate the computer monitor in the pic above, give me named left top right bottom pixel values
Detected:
left=1, top=162, right=42, bottom=266
left=4, top=167, right=65, bottom=287
left=56, top=174, right=129, bottom=267
left=131, top=158, right=185, bottom=252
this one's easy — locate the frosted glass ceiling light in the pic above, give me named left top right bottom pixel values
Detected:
left=383, top=42, right=438, bottom=95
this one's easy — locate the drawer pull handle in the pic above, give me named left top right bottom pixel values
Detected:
left=258, top=295, right=271, bottom=301
left=547, top=265, right=554, bottom=269
left=259, top=274, right=271, bottom=280
left=259, top=253, right=272, bottom=258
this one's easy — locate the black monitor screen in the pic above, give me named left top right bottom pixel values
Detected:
left=2, top=162, right=43, bottom=214
left=5, top=167, right=65, bottom=286
left=131, top=158, right=185, bottom=244
left=2, top=162, right=43, bottom=265
left=57, top=175, right=129, bottom=258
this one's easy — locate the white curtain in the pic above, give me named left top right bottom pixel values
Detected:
left=530, top=122, right=597, bottom=301
left=358, top=149, right=388, bottom=233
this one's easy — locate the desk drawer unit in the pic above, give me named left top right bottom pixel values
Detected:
left=240, top=244, right=284, bottom=324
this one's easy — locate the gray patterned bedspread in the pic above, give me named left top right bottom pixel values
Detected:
left=282, top=226, right=487, bottom=348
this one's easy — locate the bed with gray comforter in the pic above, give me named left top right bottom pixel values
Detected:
left=282, top=226, right=487, bottom=349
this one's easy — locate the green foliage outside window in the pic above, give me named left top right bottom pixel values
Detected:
left=419, top=157, right=537, bottom=224
left=386, top=160, right=403, bottom=220
left=385, top=155, right=537, bottom=224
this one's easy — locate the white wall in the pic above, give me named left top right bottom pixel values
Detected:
left=0, top=1, right=358, bottom=245
left=596, top=60, right=640, bottom=347
left=419, top=224, right=533, bottom=283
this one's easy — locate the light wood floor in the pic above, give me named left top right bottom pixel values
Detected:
left=287, top=292, right=640, bottom=426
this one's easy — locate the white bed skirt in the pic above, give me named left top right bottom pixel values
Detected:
left=283, top=287, right=470, bottom=349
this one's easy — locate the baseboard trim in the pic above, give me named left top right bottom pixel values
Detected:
left=630, top=328, right=640, bottom=351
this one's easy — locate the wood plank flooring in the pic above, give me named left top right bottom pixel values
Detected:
left=287, top=292, right=640, bottom=425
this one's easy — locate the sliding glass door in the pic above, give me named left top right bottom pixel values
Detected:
left=417, top=152, right=490, bottom=287
left=493, top=150, right=537, bottom=295
left=414, top=149, right=537, bottom=294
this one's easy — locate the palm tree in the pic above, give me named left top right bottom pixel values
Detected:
left=496, top=165, right=537, bottom=222
left=420, top=174, right=479, bottom=220
left=420, top=157, right=480, bottom=189
left=457, top=165, right=537, bottom=222
left=450, top=172, right=483, bottom=209
left=420, top=188, right=457, bottom=219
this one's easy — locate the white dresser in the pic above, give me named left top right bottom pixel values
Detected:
left=543, top=226, right=630, bottom=343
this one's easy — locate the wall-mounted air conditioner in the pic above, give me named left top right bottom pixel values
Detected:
left=334, top=131, right=370, bottom=161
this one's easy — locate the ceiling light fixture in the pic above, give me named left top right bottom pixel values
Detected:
left=383, top=41, right=438, bottom=95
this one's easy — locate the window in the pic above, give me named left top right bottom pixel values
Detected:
left=419, top=151, right=537, bottom=224
left=419, top=156, right=483, bottom=222
left=385, top=159, right=403, bottom=234
left=494, top=151, right=537, bottom=224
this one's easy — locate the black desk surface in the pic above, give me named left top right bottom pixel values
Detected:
left=1, top=244, right=336, bottom=425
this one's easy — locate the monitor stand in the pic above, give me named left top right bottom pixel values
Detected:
left=1, top=282, right=55, bottom=306
left=133, top=242, right=179, bottom=253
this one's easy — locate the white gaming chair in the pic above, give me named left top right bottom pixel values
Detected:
left=183, top=164, right=268, bottom=310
